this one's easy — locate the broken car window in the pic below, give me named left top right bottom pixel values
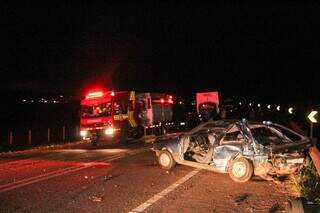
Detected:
left=250, top=127, right=283, bottom=146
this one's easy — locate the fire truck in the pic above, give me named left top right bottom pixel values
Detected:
left=80, top=90, right=173, bottom=146
left=196, top=91, right=220, bottom=121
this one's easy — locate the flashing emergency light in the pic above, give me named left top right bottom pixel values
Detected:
left=86, top=91, right=104, bottom=99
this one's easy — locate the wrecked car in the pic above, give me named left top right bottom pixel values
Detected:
left=152, top=119, right=313, bottom=182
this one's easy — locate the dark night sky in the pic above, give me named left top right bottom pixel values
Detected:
left=2, top=2, right=320, bottom=102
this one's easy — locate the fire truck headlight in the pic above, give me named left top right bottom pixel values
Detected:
left=105, top=127, right=114, bottom=135
left=80, top=130, right=88, bottom=137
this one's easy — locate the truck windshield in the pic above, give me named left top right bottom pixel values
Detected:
left=81, top=102, right=112, bottom=118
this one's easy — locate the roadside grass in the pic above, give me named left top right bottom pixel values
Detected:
left=292, top=157, right=320, bottom=204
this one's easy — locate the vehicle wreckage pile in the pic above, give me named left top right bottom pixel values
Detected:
left=153, top=119, right=313, bottom=182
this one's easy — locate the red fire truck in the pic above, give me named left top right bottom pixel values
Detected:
left=196, top=91, right=220, bottom=121
left=80, top=90, right=173, bottom=146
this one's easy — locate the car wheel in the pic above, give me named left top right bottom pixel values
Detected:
left=158, top=150, right=176, bottom=170
left=228, top=157, right=253, bottom=182
left=91, top=139, right=97, bottom=147
left=119, top=123, right=129, bottom=144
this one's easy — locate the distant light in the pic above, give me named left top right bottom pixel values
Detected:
left=276, top=106, right=280, bottom=111
left=288, top=107, right=293, bottom=114
left=60, top=95, right=63, bottom=98
left=169, top=95, right=173, bottom=99
left=22, top=99, right=26, bottom=102
left=239, top=102, right=242, bottom=106
left=180, top=122, right=186, bottom=126
left=44, top=100, right=48, bottom=103
left=249, top=103, right=252, bottom=106
left=267, top=105, right=271, bottom=109
left=31, top=100, right=34, bottom=103
left=110, top=91, right=115, bottom=96
left=160, top=98, right=165, bottom=103
left=168, top=99, right=174, bottom=104
left=257, top=103, right=261, bottom=108
left=179, top=101, right=183, bottom=105
left=53, top=100, right=58, bottom=103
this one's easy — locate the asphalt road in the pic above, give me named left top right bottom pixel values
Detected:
left=0, top=139, right=296, bottom=213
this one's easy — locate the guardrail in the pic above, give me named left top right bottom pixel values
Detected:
left=0, top=125, right=81, bottom=152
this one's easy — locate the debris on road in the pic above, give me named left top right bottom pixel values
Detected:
left=89, top=195, right=104, bottom=202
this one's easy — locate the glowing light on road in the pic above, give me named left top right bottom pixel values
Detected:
left=267, top=105, right=271, bottom=109
left=249, top=103, right=252, bottom=106
left=239, top=102, right=242, bottom=106
left=288, top=107, right=293, bottom=114
left=257, top=103, right=261, bottom=108
left=276, top=106, right=280, bottom=111
left=179, top=101, right=183, bottom=105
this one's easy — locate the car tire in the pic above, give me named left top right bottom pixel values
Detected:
left=91, top=139, right=97, bottom=147
left=119, top=123, right=129, bottom=144
left=132, top=126, right=144, bottom=139
left=228, top=157, right=253, bottom=183
left=158, top=150, right=176, bottom=170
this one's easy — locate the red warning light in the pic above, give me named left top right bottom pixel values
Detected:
left=160, top=98, right=165, bottom=103
left=86, top=91, right=104, bottom=99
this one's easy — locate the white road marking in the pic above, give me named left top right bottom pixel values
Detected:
left=129, top=169, right=200, bottom=213
left=0, top=147, right=149, bottom=194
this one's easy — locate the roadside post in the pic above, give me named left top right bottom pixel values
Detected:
left=9, top=131, right=13, bottom=145
left=28, top=130, right=32, bottom=145
left=307, top=110, right=320, bottom=176
left=48, top=128, right=51, bottom=143
left=307, top=110, right=318, bottom=138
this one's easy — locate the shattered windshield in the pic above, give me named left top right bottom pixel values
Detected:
left=269, top=124, right=304, bottom=141
left=81, top=102, right=112, bottom=118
